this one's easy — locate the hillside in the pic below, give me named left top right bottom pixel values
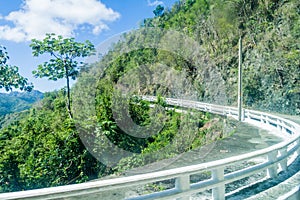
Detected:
left=0, top=0, right=299, bottom=193
left=0, top=90, right=43, bottom=116
left=89, top=0, right=299, bottom=114
left=72, top=0, right=300, bottom=186
left=0, top=90, right=44, bottom=129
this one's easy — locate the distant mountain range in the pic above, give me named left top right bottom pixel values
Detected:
left=0, top=90, right=44, bottom=116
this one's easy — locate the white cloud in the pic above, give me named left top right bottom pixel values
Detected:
left=0, top=0, right=120, bottom=42
left=147, top=0, right=164, bottom=7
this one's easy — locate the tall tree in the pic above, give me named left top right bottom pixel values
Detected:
left=153, top=5, right=164, bottom=17
left=30, top=33, right=95, bottom=118
left=0, top=46, right=33, bottom=91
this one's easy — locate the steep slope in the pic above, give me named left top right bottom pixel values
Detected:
left=138, top=0, right=300, bottom=113
left=76, top=0, right=300, bottom=115
left=74, top=0, right=300, bottom=176
left=1, top=0, right=299, bottom=193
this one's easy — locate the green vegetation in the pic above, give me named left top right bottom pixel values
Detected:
left=0, top=90, right=43, bottom=128
left=0, top=46, right=33, bottom=92
left=145, top=0, right=300, bottom=114
left=153, top=5, right=165, bottom=17
left=0, top=91, right=109, bottom=192
left=1, top=0, right=300, bottom=193
left=30, top=34, right=95, bottom=118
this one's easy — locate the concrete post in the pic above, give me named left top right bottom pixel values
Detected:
left=297, top=138, right=300, bottom=156
left=279, top=148, right=287, bottom=172
left=238, top=37, right=243, bottom=121
left=176, top=175, right=190, bottom=200
left=267, top=151, right=278, bottom=178
left=212, top=167, right=225, bottom=200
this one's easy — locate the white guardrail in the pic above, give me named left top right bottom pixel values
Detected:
left=1, top=96, right=300, bottom=200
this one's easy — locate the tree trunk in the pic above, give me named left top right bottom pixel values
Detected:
left=65, top=62, right=73, bottom=119
left=66, top=75, right=73, bottom=118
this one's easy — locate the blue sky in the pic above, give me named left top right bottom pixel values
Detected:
left=0, top=0, right=178, bottom=92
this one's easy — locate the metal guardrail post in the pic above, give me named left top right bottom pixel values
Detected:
left=267, top=151, right=278, bottom=178
left=212, top=167, right=225, bottom=200
left=175, top=175, right=190, bottom=200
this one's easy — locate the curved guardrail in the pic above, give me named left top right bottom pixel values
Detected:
left=1, top=96, right=300, bottom=200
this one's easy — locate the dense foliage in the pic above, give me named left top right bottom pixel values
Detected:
left=1, top=0, right=299, bottom=193
left=0, top=91, right=109, bottom=192
left=0, top=46, right=33, bottom=92
left=153, top=0, right=300, bottom=114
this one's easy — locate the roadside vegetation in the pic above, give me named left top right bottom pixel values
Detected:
left=0, top=0, right=299, bottom=192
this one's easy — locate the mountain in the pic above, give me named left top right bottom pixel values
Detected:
left=1, top=0, right=300, bottom=193
left=0, top=90, right=44, bottom=116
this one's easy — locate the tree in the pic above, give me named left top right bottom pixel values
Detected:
left=30, top=33, right=95, bottom=118
left=153, top=5, right=164, bottom=17
left=0, top=46, right=33, bottom=91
